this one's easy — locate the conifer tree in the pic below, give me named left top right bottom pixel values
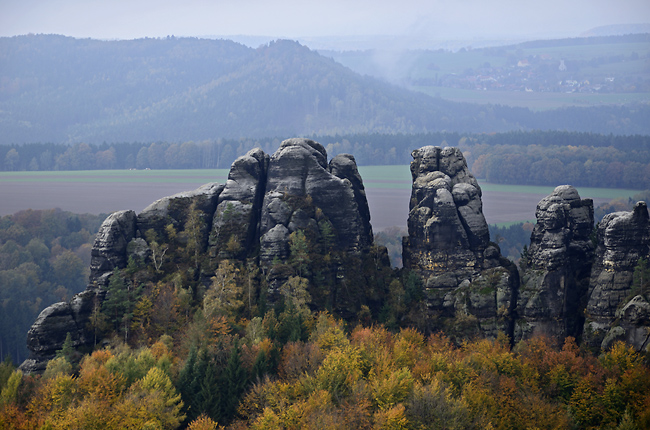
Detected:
left=222, top=342, right=248, bottom=421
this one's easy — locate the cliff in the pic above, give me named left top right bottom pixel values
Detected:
left=20, top=138, right=384, bottom=373
left=20, top=143, right=650, bottom=373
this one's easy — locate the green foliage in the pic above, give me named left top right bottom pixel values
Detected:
left=0, top=356, right=15, bottom=392
left=0, top=209, right=107, bottom=364
left=630, top=257, right=650, bottom=300
left=55, top=332, right=77, bottom=366
left=102, top=270, right=143, bottom=342
left=0, top=369, right=21, bottom=405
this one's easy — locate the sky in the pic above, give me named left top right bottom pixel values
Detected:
left=1, top=0, right=649, bottom=43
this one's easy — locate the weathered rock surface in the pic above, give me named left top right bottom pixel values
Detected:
left=403, top=146, right=518, bottom=339
left=515, top=185, right=594, bottom=342
left=21, top=138, right=378, bottom=372
left=139, top=183, right=223, bottom=242
left=258, top=139, right=375, bottom=304
left=260, top=139, right=373, bottom=262
left=21, top=185, right=225, bottom=373
left=583, top=201, right=650, bottom=351
left=209, top=148, right=268, bottom=259
left=89, top=210, right=138, bottom=288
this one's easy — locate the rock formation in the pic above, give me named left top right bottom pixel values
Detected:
left=515, top=185, right=594, bottom=342
left=259, top=139, right=374, bottom=302
left=21, top=140, right=650, bottom=373
left=583, top=201, right=650, bottom=351
left=403, top=146, right=518, bottom=339
left=21, top=210, right=139, bottom=373
left=21, top=138, right=379, bottom=372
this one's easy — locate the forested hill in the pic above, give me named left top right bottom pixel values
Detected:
left=1, top=34, right=649, bottom=145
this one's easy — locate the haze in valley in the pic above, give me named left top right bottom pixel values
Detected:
left=2, top=0, right=649, bottom=46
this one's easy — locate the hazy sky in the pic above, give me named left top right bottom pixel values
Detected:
left=1, top=0, right=649, bottom=41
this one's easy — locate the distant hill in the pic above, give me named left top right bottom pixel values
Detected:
left=1, top=34, right=649, bottom=145
left=581, top=24, right=650, bottom=37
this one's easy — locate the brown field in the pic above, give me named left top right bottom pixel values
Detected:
left=0, top=179, right=614, bottom=230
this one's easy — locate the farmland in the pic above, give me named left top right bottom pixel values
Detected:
left=0, top=167, right=641, bottom=229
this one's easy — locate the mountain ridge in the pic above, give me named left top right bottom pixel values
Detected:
left=1, top=34, right=649, bottom=145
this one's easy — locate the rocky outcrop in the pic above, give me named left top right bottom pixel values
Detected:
left=209, top=148, right=268, bottom=260
left=583, top=201, right=650, bottom=351
left=139, top=183, right=223, bottom=242
left=21, top=186, right=225, bottom=373
left=258, top=139, right=375, bottom=304
left=89, top=210, right=138, bottom=288
left=403, top=146, right=518, bottom=339
left=515, top=186, right=594, bottom=342
left=21, top=138, right=378, bottom=372
left=260, top=139, right=373, bottom=262
left=20, top=210, right=140, bottom=373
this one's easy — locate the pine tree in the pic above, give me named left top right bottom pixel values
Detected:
left=222, top=342, right=249, bottom=423
left=55, top=332, right=75, bottom=364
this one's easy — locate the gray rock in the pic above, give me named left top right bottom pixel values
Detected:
left=139, top=183, right=223, bottom=233
left=260, top=138, right=373, bottom=264
left=403, top=146, right=518, bottom=340
left=515, top=186, right=594, bottom=343
left=584, top=202, right=650, bottom=350
left=210, top=148, right=268, bottom=259
left=89, top=210, right=137, bottom=287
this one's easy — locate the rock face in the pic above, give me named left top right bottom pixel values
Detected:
left=260, top=139, right=373, bottom=262
left=21, top=185, right=225, bottom=373
left=515, top=185, right=594, bottom=342
left=21, top=138, right=377, bottom=372
left=583, top=201, right=650, bottom=351
left=209, top=148, right=268, bottom=260
left=403, top=146, right=518, bottom=339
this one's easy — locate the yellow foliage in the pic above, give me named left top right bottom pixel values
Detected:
left=310, top=313, right=349, bottom=353
left=372, top=403, right=410, bottom=430
left=371, top=367, right=414, bottom=410
left=316, top=345, right=363, bottom=399
left=187, top=413, right=219, bottom=430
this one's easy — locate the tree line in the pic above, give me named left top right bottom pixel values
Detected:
left=3, top=131, right=650, bottom=189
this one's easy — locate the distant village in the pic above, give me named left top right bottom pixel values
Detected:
left=412, top=51, right=646, bottom=93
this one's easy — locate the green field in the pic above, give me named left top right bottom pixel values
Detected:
left=414, top=87, right=650, bottom=110
left=477, top=182, right=642, bottom=200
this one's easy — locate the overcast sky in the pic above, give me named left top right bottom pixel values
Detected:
left=1, top=0, right=649, bottom=42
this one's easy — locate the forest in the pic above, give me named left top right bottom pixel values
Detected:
left=2, top=305, right=649, bottom=429
left=3, top=131, right=650, bottom=189
left=0, top=210, right=108, bottom=364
